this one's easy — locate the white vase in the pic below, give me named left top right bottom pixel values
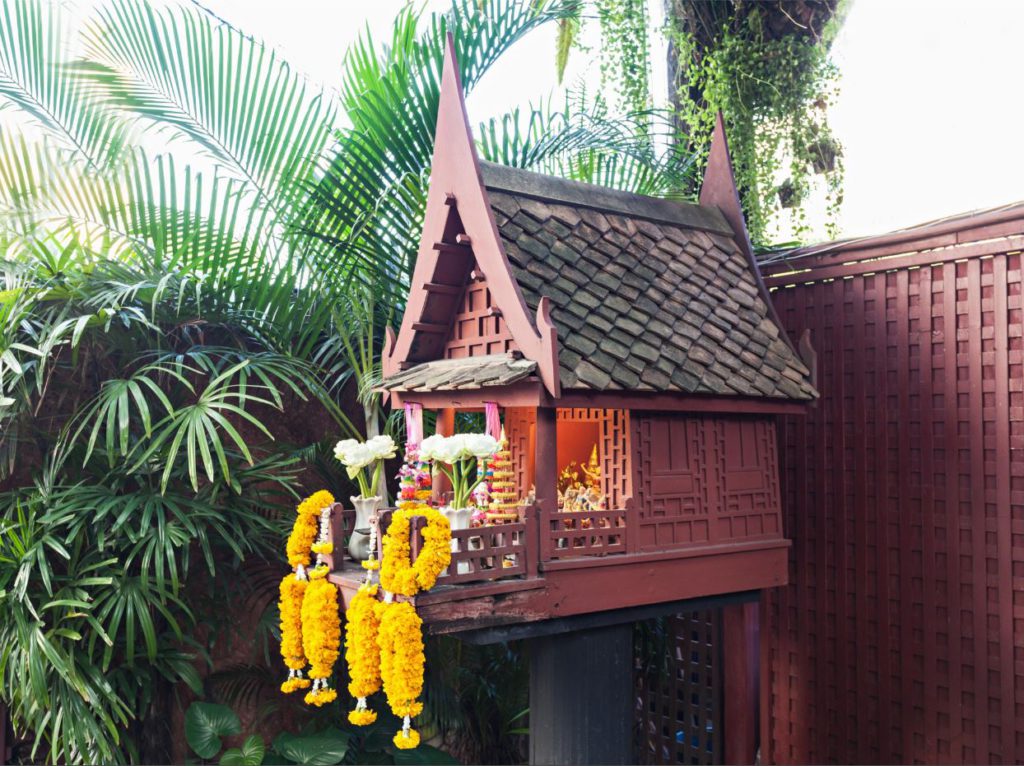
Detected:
left=442, top=507, right=473, bottom=575
left=348, top=496, right=381, bottom=562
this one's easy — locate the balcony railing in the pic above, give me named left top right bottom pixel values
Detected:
left=325, top=502, right=636, bottom=589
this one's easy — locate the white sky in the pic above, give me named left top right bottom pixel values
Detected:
left=39, top=0, right=1024, bottom=242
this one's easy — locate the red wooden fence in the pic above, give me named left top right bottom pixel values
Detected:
left=760, top=207, right=1024, bottom=764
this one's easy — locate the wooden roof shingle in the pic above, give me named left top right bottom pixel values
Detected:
left=382, top=354, right=538, bottom=392
left=479, top=162, right=817, bottom=400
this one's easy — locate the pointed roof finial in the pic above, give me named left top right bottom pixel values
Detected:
left=431, top=31, right=482, bottom=179
left=699, top=111, right=804, bottom=359
left=699, top=112, right=753, bottom=257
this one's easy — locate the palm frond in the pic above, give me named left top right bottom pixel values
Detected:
left=79, top=0, right=336, bottom=220
left=0, top=0, right=131, bottom=169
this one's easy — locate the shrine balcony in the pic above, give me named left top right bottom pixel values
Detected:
left=326, top=498, right=789, bottom=636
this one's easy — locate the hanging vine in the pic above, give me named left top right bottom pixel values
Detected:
left=596, top=0, right=654, bottom=132
left=667, top=1, right=847, bottom=243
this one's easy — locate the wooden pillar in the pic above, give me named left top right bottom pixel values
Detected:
left=529, top=624, right=633, bottom=765
left=433, top=407, right=455, bottom=502
left=534, top=406, right=557, bottom=561
left=723, top=602, right=759, bottom=765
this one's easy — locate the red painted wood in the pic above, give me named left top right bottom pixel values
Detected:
left=442, top=257, right=519, bottom=359
left=764, top=234, right=1024, bottom=288
left=422, top=543, right=787, bottom=634
left=723, top=602, right=758, bottom=765
left=505, top=406, right=536, bottom=499
left=534, top=407, right=558, bottom=563
left=382, top=36, right=560, bottom=395
left=764, top=243, right=1024, bottom=764
left=631, top=414, right=783, bottom=552
left=545, top=508, right=628, bottom=558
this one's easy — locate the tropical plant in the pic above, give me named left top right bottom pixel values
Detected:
left=666, top=0, right=847, bottom=242
left=0, top=0, right=691, bottom=762
left=183, top=699, right=458, bottom=766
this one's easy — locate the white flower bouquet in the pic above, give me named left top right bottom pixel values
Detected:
left=418, top=433, right=500, bottom=509
left=333, top=434, right=398, bottom=498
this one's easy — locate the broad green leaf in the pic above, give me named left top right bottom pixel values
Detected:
left=220, top=734, right=265, bottom=766
left=185, top=702, right=241, bottom=759
left=272, top=731, right=349, bottom=766
left=392, top=744, right=460, bottom=765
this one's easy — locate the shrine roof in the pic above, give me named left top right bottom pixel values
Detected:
left=478, top=162, right=818, bottom=400
left=382, top=354, right=538, bottom=392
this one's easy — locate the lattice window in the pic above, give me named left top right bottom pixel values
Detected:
left=504, top=406, right=536, bottom=498
left=631, top=414, right=782, bottom=551
left=556, top=407, right=631, bottom=509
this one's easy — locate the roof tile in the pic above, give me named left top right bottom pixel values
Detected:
left=481, top=184, right=817, bottom=400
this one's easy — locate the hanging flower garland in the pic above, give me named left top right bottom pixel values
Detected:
left=343, top=502, right=451, bottom=748
left=344, top=584, right=383, bottom=725
left=278, top=490, right=342, bottom=700
left=302, top=570, right=342, bottom=706
left=286, top=491, right=333, bottom=569
left=279, top=490, right=335, bottom=693
left=380, top=504, right=452, bottom=596
left=278, top=574, right=310, bottom=693
left=378, top=601, right=425, bottom=750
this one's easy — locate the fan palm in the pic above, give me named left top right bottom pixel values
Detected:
left=0, top=0, right=691, bottom=761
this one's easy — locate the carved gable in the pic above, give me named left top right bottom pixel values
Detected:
left=442, top=264, right=518, bottom=359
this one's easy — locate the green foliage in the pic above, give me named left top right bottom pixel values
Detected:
left=0, top=0, right=690, bottom=762
left=186, top=702, right=243, bottom=759
left=272, top=731, right=350, bottom=766
left=420, top=638, right=529, bottom=764
left=596, top=0, right=653, bottom=123
left=181, top=700, right=458, bottom=766
left=668, top=4, right=845, bottom=243
left=219, top=735, right=267, bottom=766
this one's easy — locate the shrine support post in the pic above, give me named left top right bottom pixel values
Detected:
left=723, top=601, right=759, bottom=764
left=529, top=623, right=634, bottom=765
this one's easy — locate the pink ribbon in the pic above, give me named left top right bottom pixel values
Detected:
left=484, top=401, right=501, bottom=439
left=404, top=402, right=423, bottom=447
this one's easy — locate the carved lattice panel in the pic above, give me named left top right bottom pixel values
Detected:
left=504, top=406, right=536, bottom=498
left=714, top=419, right=781, bottom=540
left=443, top=262, right=517, bottom=359
left=601, top=409, right=632, bottom=509
left=632, top=414, right=782, bottom=551
left=632, top=414, right=709, bottom=550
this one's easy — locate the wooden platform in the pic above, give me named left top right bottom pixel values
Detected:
left=329, top=537, right=788, bottom=635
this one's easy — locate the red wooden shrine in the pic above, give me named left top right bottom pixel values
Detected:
left=327, top=39, right=817, bottom=650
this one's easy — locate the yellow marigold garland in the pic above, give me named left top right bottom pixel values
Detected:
left=280, top=491, right=335, bottom=692
left=380, top=504, right=451, bottom=596
left=378, top=601, right=425, bottom=747
left=301, top=577, right=341, bottom=706
left=344, top=584, right=383, bottom=725
left=340, top=501, right=451, bottom=748
left=278, top=574, right=310, bottom=693
left=286, top=490, right=334, bottom=568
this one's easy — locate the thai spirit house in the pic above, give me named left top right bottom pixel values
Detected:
left=329, top=38, right=817, bottom=765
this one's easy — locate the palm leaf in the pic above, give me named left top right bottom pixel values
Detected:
left=79, top=0, right=336, bottom=221
left=0, top=0, right=130, bottom=169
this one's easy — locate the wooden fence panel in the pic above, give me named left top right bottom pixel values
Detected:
left=764, top=249, right=1024, bottom=764
left=636, top=611, right=724, bottom=765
